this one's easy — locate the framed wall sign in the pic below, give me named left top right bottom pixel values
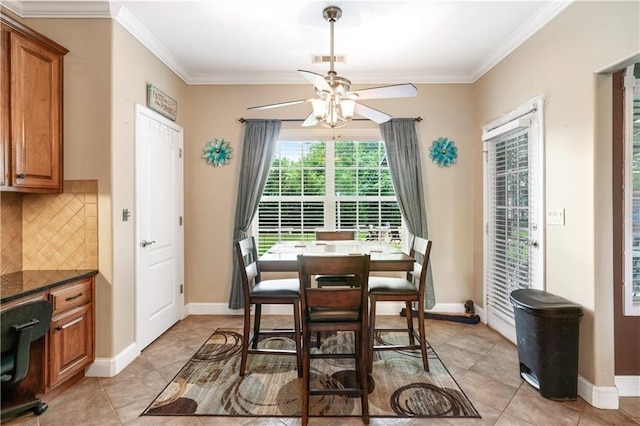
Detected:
left=146, top=84, right=177, bottom=121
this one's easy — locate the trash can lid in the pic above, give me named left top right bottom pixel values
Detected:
left=509, top=289, right=583, bottom=317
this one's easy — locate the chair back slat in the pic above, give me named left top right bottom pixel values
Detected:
left=315, top=230, right=355, bottom=241
left=297, top=254, right=370, bottom=313
left=235, top=236, right=261, bottom=288
left=305, top=288, right=362, bottom=309
left=407, top=236, right=433, bottom=289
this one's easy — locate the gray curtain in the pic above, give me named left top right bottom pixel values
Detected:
left=380, top=118, right=435, bottom=309
left=228, top=119, right=281, bottom=309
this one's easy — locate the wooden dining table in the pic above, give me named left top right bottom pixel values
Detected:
left=259, top=240, right=414, bottom=272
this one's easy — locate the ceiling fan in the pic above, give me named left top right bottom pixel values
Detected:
left=247, top=5, right=418, bottom=129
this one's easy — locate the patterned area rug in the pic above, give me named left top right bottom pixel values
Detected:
left=143, top=328, right=480, bottom=419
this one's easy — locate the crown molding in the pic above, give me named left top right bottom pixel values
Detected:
left=2, top=0, right=112, bottom=18
left=470, top=0, right=573, bottom=82
left=2, top=0, right=573, bottom=85
left=112, top=4, right=190, bottom=84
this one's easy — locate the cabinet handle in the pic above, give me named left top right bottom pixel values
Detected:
left=16, top=173, right=25, bottom=179
left=65, top=293, right=83, bottom=302
left=55, top=317, right=84, bottom=331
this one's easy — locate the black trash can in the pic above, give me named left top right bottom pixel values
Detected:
left=510, top=289, right=583, bottom=400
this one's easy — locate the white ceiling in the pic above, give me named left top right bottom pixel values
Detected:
left=6, top=0, right=573, bottom=85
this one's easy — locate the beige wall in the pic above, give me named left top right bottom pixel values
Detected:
left=111, top=22, right=188, bottom=354
left=21, top=16, right=114, bottom=357
left=473, top=1, right=640, bottom=385
left=183, top=84, right=476, bottom=307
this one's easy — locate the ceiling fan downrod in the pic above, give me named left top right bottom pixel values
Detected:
left=323, top=6, right=341, bottom=79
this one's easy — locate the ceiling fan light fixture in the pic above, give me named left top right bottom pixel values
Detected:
left=311, top=98, right=327, bottom=120
left=311, top=95, right=353, bottom=129
left=341, top=99, right=355, bottom=120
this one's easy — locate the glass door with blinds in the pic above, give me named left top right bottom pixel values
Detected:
left=482, top=96, right=544, bottom=343
left=624, top=63, right=640, bottom=315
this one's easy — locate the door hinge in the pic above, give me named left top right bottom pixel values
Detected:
left=179, top=148, right=182, bottom=158
left=180, top=284, right=184, bottom=294
left=179, top=216, right=183, bottom=226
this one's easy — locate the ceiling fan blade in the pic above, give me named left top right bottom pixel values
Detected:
left=351, top=83, right=418, bottom=100
left=247, top=99, right=308, bottom=110
left=301, top=113, right=318, bottom=127
left=354, top=103, right=392, bottom=124
left=298, top=69, right=333, bottom=93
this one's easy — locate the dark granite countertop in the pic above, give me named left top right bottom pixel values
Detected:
left=1, top=270, right=98, bottom=304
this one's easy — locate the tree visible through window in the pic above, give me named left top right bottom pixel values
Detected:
left=254, top=140, right=402, bottom=254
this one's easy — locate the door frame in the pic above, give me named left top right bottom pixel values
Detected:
left=134, top=103, right=184, bottom=349
left=482, top=95, right=545, bottom=343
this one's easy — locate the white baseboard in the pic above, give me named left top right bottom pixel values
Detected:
left=85, top=342, right=140, bottom=378
left=578, top=375, right=620, bottom=409
left=186, top=302, right=244, bottom=315
left=615, top=375, right=640, bottom=397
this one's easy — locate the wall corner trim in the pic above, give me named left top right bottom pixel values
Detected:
left=85, top=343, right=140, bottom=378
left=578, top=376, right=620, bottom=409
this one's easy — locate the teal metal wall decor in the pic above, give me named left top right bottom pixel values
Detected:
left=203, top=139, right=233, bottom=167
left=429, top=137, right=458, bottom=167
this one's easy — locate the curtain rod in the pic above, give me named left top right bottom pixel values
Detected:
left=238, top=117, right=422, bottom=123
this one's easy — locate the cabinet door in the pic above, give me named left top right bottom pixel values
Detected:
left=10, top=32, right=62, bottom=190
left=1, top=25, right=9, bottom=187
left=49, top=303, right=94, bottom=388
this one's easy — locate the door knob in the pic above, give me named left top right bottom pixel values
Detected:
left=141, top=240, right=156, bottom=248
left=529, top=239, right=539, bottom=247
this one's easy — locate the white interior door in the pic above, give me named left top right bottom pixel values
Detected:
left=135, top=104, right=184, bottom=350
left=482, top=96, right=544, bottom=343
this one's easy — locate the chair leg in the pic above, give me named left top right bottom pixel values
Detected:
left=358, top=329, right=370, bottom=424
left=292, top=300, right=303, bottom=378
left=252, top=304, right=262, bottom=349
left=301, top=327, right=311, bottom=426
left=417, top=300, right=429, bottom=371
left=240, top=304, right=252, bottom=376
left=368, top=297, right=376, bottom=373
left=405, top=301, right=416, bottom=345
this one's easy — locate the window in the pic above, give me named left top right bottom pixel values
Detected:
left=624, top=63, right=640, bottom=316
left=482, top=95, right=544, bottom=343
left=254, top=140, right=402, bottom=254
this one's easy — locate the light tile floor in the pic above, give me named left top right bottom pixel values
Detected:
left=3, top=314, right=639, bottom=425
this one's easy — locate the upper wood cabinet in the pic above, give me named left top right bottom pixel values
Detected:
left=1, top=13, right=68, bottom=193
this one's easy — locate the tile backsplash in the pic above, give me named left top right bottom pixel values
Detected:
left=1, top=192, right=23, bottom=274
left=0, top=180, right=98, bottom=274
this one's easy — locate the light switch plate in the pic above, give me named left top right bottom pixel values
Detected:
left=547, top=208, right=565, bottom=226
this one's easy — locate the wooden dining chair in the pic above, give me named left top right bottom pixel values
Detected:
left=314, top=230, right=356, bottom=288
left=297, top=254, right=371, bottom=426
left=314, top=230, right=355, bottom=241
left=368, top=236, right=433, bottom=373
left=235, top=236, right=302, bottom=377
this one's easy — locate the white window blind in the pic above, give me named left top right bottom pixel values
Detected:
left=624, top=64, right=640, bottom=315
left=484, top=107, right=542, bottom=329
left=256, top=140, right=401, bottom=254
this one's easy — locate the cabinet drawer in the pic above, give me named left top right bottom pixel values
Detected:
left=49, top=279, right=92, bottom=313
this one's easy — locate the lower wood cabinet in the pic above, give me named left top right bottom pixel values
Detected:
left=0, top=274, right=95, bottom=400
left=47, top=277, right=95, bottom=391
left=49, top=303, right=94, bottom=389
